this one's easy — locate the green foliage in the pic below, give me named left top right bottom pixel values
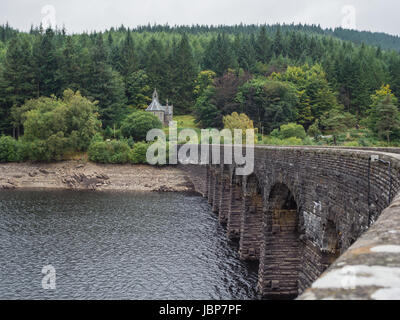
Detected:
left=120, top=110, right=163, bottom=141
left=14, top=89, right=101, bottom=161
left=370, top=95, right=400, bottom=143
left=307, top=120, right=321, bottom=139
left=0, top=135, right=23, bottom=162
left=125, top=70, right=152, bottom=109
left=131, top=142, right=149, bottom=164
left=263, top=123, right=309, bottom=146
left=194, top=85, right=220, bottom=128
left=223, top=112, right=257, bottom=142
left=343, top=141, right=360, bottom=147
left=270, top=64, right=339, bottom=125
left=263, top=136, right=304, bottom=146
left=320, top=107, right=357, bottom=144
left=203, top=33, right=237, bottom=76
left=1, top=23, right=400, bottom=147
left=194, top=70, right=216, bottom=98
left=33, top=28, right=60, bottom=97
left=21, top=139, right=54, bottom=162
left=367, top=85, right=400, bottom=143
left=86, top=36, right=128, bottom=127
left=278, top=123, right=306, bottom=139
left=172, top=34, right=197, bottom=114
left=88, top=140, right=132, bottom=164
left=173, top=115, right=199, bottom=129
left=238, top=78, right=299, bottom=133
left=0, top=36, right=35, bottom=133
left=223, top=112, right=255, bottom=132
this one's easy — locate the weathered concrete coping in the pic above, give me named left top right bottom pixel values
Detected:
left=299, top=192, right=400, bottom=300
left=259, top=145, right=400, bottom=155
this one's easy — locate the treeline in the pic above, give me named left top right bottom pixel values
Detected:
left=0, top=23, right=400, bottom=140
left=330, top=28, right=400, bottom=52
left=0, top=89, right=163, bottom=163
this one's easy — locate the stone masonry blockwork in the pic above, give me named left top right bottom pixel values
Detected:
left=182, top=145, right=400, bottom=299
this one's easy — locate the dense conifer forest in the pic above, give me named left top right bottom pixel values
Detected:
left=1, top=22, right=400, bottom=162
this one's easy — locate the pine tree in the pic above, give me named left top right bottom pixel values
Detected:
left=216, top=33, right=237, bottom=76
left=87, top=35, right=127, bottom=126
left=256, top=26, right=271, bottom=63
left=59, top=37, right=81, bottom=92
left=0, top=37, right=35, bottom=134
left=144, top=37, right=165, bottom=92
left=125, top=69, right=152, bottom=109
left=32, top=27, right=60, bottom=97
left=288, top=32, right=301, bottom=60
left=388, top=54, right=400, bottom=99
left=120, top=30, right=137, bottom=78
left=375, top=95, right=400, bottom=143
left=171, top=33, right=197, bottom=114
left=235, top=35, right=256, bottom=72
left=272, top=25, right=284, bottom=56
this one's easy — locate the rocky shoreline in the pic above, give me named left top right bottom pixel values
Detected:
left=0, top=161, right=200, bottom=193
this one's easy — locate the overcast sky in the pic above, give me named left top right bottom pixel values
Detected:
left=0, top=0, right=398, bottom=36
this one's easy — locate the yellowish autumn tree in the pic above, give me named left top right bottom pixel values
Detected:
left=223, top=112, right=258, bottom=143
left=370, top=84, right=397, bottom=106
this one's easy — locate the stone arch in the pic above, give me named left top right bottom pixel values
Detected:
left=321, top=219, right=341, bottom=270
left=218, top=165, right=232, bottom=225
left=207, top=166, right=215, bottom=205
left=258, top=182, right=302, bottom=299
left=239, top=174, right=264, bottom=261
left=227, top=167, right=244, bottom=240
left=212, top=166, right=222, bottom=213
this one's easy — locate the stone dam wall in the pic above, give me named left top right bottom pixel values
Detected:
left=181, top=145, right=400, bottom=300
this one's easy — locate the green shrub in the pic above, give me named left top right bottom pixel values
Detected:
left=343, top=141, right=360, bottom=147
left=88, top=140, right=132, bottom=164
left=0, top=136, right=23, bottom=162
left=91, top=132, right=104, bottom=144
left=302, top=136, right=315, bottom=146
left=120, top=111, right=163, bottom=141
left=109, top=140, right=132, bottom=164
left=270, top=128, right=280, bottom=138
left=279, top=123, right=306, bottom=140
left=21, top=90, right=101, bottom=156
left=21, top=139, right=53, bottom=162
left=349, top=129, right=360, bottom=139
left=262, top=136, right=302, bottom=146
left=263, top=136, right=283, bottom=145
left=121, top=137, right=135, bottom=148
left=358, top=137, right=373, bottom=147
left=307, top=121, right=321, bottom=139
left=281, top=137, right=303, bottom=145
left=88, top=141, right=112, bottom=163
left=131, top=142, right=149, bottom=164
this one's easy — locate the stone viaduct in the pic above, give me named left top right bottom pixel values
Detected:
left=184, top=145, right=400, bottom=300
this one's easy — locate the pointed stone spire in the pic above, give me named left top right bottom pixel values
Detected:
left=153, top=89, right=159, bottom=101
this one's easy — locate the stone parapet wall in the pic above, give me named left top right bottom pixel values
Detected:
left=180, top=145, right=400, bottom=299
left=298, top=193, right=400, bottom=300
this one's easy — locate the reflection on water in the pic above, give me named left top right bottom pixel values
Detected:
left=0, top=190, right=259, bottom=300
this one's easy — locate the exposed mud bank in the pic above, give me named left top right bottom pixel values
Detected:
left=0, top=161, right=202, bottom=193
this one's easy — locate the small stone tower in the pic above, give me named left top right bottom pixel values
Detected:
left=145, top=89, right=173, bottom=126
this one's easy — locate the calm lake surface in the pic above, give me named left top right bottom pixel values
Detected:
left=0, top=190, right=258, bottom=300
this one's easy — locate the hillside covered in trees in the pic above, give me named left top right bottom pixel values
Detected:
left=1, top=22, right=400, bottom=161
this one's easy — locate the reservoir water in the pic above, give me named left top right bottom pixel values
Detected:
left=0, top=190, right=259, bottom=300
